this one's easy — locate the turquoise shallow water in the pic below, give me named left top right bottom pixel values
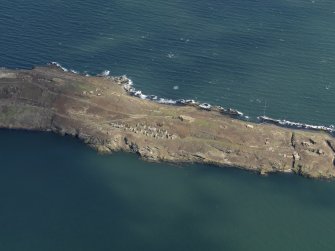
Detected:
left=1, top=0, right=335, bottom=250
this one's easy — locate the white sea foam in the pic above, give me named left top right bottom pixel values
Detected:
left=258, top=116, right=335, bottom=134
left=157, top=98, right=177, bottom=104
left=185, top=99, right=197, bottom=104
left=133, top=90, right=147, bottom=99
left=100, top=70, right=110, bottom=77
left=45, top=62, right=334, bottom=135
left=49, top=62, right=68, bottom=72
left=167, top=53, right=175, bottom=59
left=199, top=103, right=212, bottom=110
left=148, top=95, right=158, bottom=100
left=227, top=108, right=244, bottom=117
left=70, top=69, right=79, bottom=74
left=128, top=79, right=133, bottom=85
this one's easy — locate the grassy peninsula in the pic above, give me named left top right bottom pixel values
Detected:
left=0, top=65, right=334, bottom=179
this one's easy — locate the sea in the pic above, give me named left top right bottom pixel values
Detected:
left=0, top=0, right=335, bottom=250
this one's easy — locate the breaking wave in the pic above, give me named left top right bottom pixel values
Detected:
left=47, top=62, right=335, bottom=135
left=258, top=116, right=335, bottom=134
left=49, top=61, right=68, bottom=72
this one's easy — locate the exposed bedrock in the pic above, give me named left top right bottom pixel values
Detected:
left=0, top=66, right=334, bottom=179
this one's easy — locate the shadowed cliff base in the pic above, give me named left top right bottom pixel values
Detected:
left=0, top=65, right=334, bottom=179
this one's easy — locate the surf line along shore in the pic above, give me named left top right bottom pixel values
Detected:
left=0, top=64, right=334, bottom=179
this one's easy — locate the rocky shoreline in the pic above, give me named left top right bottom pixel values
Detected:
left=1, top=65, right=335, bottom=179
left=50, top=62, right=335, bottom=136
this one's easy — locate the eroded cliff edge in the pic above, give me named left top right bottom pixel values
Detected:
left=0, top=66, right=334, bottom=179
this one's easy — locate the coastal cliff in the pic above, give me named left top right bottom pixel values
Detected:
left=0, top=65, right=334, bottom=179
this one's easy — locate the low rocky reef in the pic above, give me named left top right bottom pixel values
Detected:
left=0, top=64, right=335, bottom=179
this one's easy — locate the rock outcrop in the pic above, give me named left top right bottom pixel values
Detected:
left=0, top=65, right=334, bottom=179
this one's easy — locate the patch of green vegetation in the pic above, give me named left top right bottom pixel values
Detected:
left=159, top=108, right=179, bottom=117
left=193, top=119, right=211, bottom=127
left=75, top=82, right=92, bottom=92
left=0, top=105, right=37, bottom=123
left=0, top=106, right=18, bottom=120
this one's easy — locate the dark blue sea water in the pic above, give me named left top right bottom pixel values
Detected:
left=1, top=0, right=335, bottom=250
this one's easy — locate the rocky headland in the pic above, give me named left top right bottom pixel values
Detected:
left=0, top=65, right=335, bottom=179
